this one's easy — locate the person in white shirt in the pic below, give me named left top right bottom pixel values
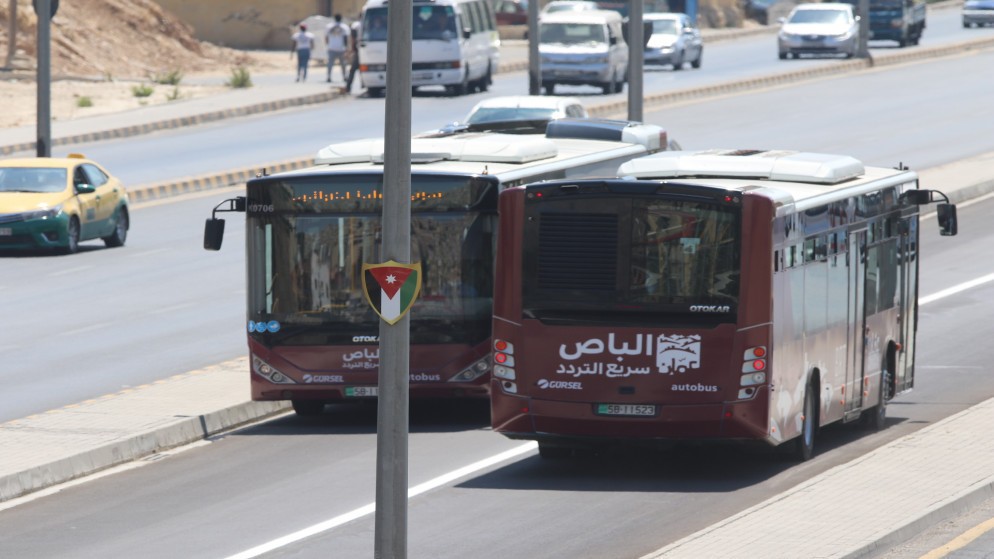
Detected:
left=325, top=14, right=350, bottom=83
left=290, top=24, right=315, bottom=82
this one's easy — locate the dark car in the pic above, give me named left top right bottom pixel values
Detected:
left=743, top=0, right=780, bottom=24
left=493, top=0, right=528, bottom=25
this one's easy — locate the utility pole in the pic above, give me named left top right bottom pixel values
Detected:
left=528, top=0, right=540, bottom=95
left=856, top=0, right=870, bottom=59
left=628, top=0, right=644, bottom=122
left=374, top=0, right=412, bottom=555
left=36, top=0, right=52, bottom=157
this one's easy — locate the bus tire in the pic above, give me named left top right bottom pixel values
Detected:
left=367, top=87, right=384, bottom=98
left=292, top=400, right=325, bottom=416
left=793, top=381, right=817, bottom=461
left=542, top=82, right=556, bottom=95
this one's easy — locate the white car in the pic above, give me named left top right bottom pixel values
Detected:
left=778, top=3, right=861, bottom=59
left=462, top=95, right=589, bottom=125
left=644, top=13, right=703, bottom=70
left=541, top=0, right=600, bottom=16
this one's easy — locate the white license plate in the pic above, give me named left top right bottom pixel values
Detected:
left=595, top=403, right=656, bottom=417
left=0, top=228, right=11, bottom=236
left=345, top=386, right=378, bottom=397
left=416, top=72, right=434, bottom=80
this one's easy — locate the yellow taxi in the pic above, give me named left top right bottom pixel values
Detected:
left=0, top=154, right=130, bottom=254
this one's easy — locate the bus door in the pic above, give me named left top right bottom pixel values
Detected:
left=845, top=229, right=867, bottom=413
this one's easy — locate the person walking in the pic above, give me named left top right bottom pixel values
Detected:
left=291, top=23, right=315, bottom=82
left=325, top=14, right=350, bottom=83
left=345, top=19, right=362, bottom=94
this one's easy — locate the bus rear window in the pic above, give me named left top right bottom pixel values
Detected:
left=521, top=196, right=740, bottom=317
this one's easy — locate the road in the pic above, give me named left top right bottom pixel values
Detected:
left=2, top=32, right=994, bottom=557
left=1, top=193, right=991, bottom=558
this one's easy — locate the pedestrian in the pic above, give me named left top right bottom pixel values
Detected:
left=325, top=14, right=351, bottom=83
left=291, top=23, right=315, bottom=82
left=345, top=19, right=362, bottom=94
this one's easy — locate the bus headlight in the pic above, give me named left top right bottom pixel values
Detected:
left=252, top=355, right=296, bottom=384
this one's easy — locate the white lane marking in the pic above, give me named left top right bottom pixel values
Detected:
left=146, top=302, right=197, bottom=316
left=63, top=322, right=112, bottom=335
left=128, top=248, right=172, bottom=258
left=49, top=266, right=93, bottom=277
left=224, top=442, right=538, bottom=559
left=920, top=273, right=994, bottom=306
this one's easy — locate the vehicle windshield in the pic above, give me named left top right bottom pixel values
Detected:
left=544, top=2, right=596, bottom=13
left=650, top=19, right=679, bottom=34
left=540, top=22, right=607, bottom=44
left=522, top=195, right=740, bottom=319
left=788, top=9, right=849, bottom=24
left=466, top=107, right=558, bottom=124
left=0, top=167, right=67, bottom=193
left=363, top=6, right=459, bottom=41
left=245, top=173, right=497, bottom=346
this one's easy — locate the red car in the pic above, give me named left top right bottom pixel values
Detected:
left=493, top=0, right=528, bottom=25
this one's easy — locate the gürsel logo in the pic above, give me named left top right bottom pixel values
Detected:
left=537, top=379, right=582, bottom=390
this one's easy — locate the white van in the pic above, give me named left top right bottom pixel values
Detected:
left=538, top=10, right=628, bottom=95
left=358, top=0, right=501, bottom=97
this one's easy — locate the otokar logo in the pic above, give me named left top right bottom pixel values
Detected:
left=537, top=379, right=583, bottom=390
left=352, top=335, right=379, bottom=343
left=690, top=305, right=730, bottom=313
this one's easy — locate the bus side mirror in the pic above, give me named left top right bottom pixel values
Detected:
left=204, top=218, right=225, bottom=250
left=937, top=203, right=957, bottom=236
left=462, top=27, right=472, bottom=39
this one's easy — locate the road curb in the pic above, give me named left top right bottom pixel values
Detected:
left=0, top=399, right=290, bottom=503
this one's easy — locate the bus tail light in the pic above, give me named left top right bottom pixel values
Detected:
left=739, top=346, right=768, bottom=396
left=252, top=355, right=297, bottom=385
left=494, top=339, right=517, bottom=393
left=449, top=355, right=491, bottom=382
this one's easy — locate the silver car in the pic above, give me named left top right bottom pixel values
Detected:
left=644, top=13, right=703, bottom=70
left=778, top=3, right=860, bottom=59
left=963, top=0, right=994, bottom=27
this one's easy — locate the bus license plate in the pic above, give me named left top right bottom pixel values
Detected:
left=596, top=403, right=656, bottom=417
left=0, top=228, right=11, bottom=236
left=345, top=386, right=378, bottom=397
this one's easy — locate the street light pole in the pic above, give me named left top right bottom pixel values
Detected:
left=374, top=0, right=412, bottom=556
left=36, top=0, right=52, bottom=157
left=528, top=0, right=540, bottom=95
left=628, top=0, right=644, bottom=122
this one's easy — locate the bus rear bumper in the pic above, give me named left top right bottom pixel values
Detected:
left=493, top=395, right=769, bottom=443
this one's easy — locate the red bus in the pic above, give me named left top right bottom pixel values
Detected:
left=490, top=149, right=957, bottom=459
left=204, top=119, right=672, bottom=415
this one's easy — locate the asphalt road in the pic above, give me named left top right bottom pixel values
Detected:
left=1, top=33, right=994, bottom=556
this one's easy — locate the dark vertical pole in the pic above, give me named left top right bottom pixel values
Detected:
left=36, top=0, right=52, bottom=157
left=528, top=0, right=540, bottom=95
left=627, top=0, right=644, bottom=122
left=857, top=0, right=870, bottom=59
left=374, top=0, right=412, bottom=554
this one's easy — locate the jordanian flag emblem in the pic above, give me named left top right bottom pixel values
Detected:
left=362, top=261, right=423, bottom=325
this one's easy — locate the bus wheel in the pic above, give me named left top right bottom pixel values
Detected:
left=538, top=443, right=572, bottom=459
left=292, top=400, right=325, bottom=416
left=542, top=82, right=556, bottom=95
left=793, top=383, right=817, bottom=461
left=367, top=87, right=384, bottom=98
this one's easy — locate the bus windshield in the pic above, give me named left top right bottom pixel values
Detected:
left=363, top=6, right=459, bottom=42
left=246, top=173, right=497, bottom=346
left=522, top=195, right=740, bottom=318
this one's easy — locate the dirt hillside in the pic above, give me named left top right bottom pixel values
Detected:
left=0, top=0, right=288, bottom=128
left=0, top=0, right=282, bottom=78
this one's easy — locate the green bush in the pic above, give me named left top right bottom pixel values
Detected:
left=131, top=83, right=155, bottom=98
left=151, top=69, right=184, bottom=86
left=76, top=96, right=93, bottom=108
left=226, top=66, right=252, bottom=89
